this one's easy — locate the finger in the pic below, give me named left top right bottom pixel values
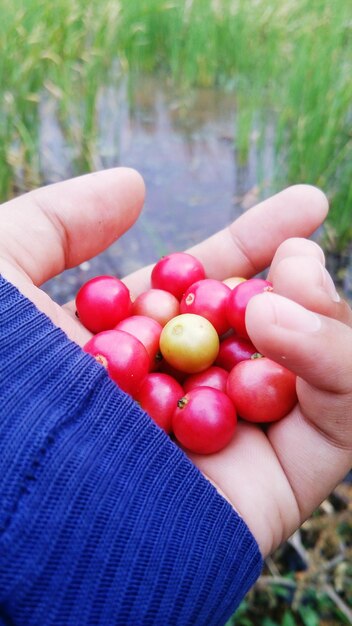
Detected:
left=246, top=292, right=352, bottom=522
left=271, top=255, right=352, bottom=326
left=268, top=237, right=326, bottom=278
left=246, top=292, right=352, bottom=450
left=246, top=290, right=352, bottom=465
left=188, top=184, right=328, bottom=278
left=246, top=292, right=352, bottom=395
left=123, top=185, right=328, bottom=296
left=0, top=167, right=145, bottom=286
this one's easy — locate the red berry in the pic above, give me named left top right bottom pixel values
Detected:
left=115, top=315, right=162, bottom=370
left=136, top=373, right=183, bottom=433
left=183, top=366, right=228, bottom=393
left=76, top=275, right=131, bottom=334
left=180, top=279, right=231, bottom=335
left=172, top=387, right=237, bottom=455
left=151, top=252, right=206, bottom=300
left=215, top=334, right=257, bottom=371
left=132, top=289, right=179, bottom=327
left=84, top=330, right=149, bottom=396
left=226, top=356, right=297, bottom=423
left=77, top=256, right=296, bottom=456
left=226, top=278, right=273, bottom=339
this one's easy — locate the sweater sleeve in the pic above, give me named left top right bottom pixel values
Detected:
left=0, top=276, right=263, bottom=626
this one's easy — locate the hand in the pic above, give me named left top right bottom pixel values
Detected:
left=1, top=169, right=351, bottom=558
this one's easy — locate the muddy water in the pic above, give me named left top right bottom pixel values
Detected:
left=42, top=76, right=274, bottom=303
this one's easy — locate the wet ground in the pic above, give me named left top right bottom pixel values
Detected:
left=39, top=74, right=351, bottom=305
left=41, top=75, right=275, bottom=303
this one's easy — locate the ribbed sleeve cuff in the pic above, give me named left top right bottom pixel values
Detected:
left=0, top=276, right=263, bottom=625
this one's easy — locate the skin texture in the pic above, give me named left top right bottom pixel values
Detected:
left=0, top=169, right=351, bottom=558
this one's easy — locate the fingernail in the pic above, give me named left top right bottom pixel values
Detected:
left=321, top=266, right=341, bottom=302
left=266, top=293, right=322, bottom=332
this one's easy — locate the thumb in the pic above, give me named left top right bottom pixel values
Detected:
left=246, top=292, right=352, bottom=445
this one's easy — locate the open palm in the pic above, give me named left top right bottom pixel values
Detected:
left=1, top=168, right=351, bottom=557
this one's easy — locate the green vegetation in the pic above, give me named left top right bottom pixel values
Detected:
left=1, top=0, right=352, bottom=248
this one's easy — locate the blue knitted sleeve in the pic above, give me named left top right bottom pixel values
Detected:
left=0, top=277, right=263, bottom=625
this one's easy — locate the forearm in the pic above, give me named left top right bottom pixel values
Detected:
left=0, top=276, right=262, bottom=625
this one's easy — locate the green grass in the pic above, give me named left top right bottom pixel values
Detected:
left=0, top=0, right=352, bottom=249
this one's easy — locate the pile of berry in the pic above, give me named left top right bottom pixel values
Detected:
left=76, top=252, right=297, bottom=455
